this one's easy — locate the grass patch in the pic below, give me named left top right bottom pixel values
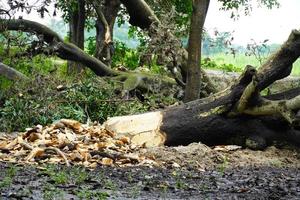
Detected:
left=0, top=165, right=18, bottom=189
left=205, top=53, right=300, bottom=76
left=42, top=165, right=89, bottom=185
left=75, top=188, right=109, bottom=200
left=43, top=183, right=65, bottom=200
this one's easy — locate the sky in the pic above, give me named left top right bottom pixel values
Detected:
left=4, top=0, right=300, bottom=46
left=205, top=0, right=300, bottom=45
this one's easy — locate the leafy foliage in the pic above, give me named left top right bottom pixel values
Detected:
left=219, top=0, right=280, bottom=18
left=112, top=41, right=140, bottom=70
left=0, top=74, right=148, bottom=132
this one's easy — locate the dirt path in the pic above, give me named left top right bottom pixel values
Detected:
left=1, top=143, right=300, bottom=199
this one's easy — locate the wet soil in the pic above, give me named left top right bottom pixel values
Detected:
left=1, top=143, right=300, bottom=199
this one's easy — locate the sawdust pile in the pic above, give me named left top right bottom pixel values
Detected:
left=0, top=119, right=156, bottom=168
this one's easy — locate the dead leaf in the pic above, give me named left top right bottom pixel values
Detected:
left=0, top=118, right=158, bottom=168
left=5, top=138, right=18, bottom=150
left=0, top=141, right=8, bottom=149
left=115, top=140, right=124, bottom=146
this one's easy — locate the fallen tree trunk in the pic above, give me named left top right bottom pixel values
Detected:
left=105, top=67, right=300, bottom=148
left=104, top=29, right=300, bottom=148
left=0, top=62, right=28, bottom=81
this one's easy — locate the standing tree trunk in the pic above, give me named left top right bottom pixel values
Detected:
left=68, top=0, right=86, bottom=74
left=94, top=0, right=121, bottom=66
left=184, top=0, right=210, bottom=102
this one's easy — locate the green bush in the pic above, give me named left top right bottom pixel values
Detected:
left=112, top=41, right=140, bottom=70
left=86, top=36, right=96, bottom=55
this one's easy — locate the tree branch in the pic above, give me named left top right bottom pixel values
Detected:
left=0, top=19, right=116, bottom=76
left=257, top=29, right=300, bottom=90
left=0, top=62, right=28, bottom=81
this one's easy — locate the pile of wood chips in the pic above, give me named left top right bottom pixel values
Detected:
left=0, top=119, right=157, bottom=168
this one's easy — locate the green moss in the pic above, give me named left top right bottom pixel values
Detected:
left=199, top=106, right=227, bottom=117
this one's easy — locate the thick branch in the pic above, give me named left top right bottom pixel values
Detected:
left=0, top=62, right=28, bottom=81
left=119, top=0, right=158, bottom=29
left=54, top=42, right=117, bottom=76
left=0, top=19, right=62, bottom=43
left=257, top=29, right=300, bottom=90
left=0, top=19, right=116, bottom=76
left=0, top=19, right=178, bottom=94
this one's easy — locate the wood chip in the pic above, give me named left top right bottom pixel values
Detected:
left=0, top=119, right=157, bottom=168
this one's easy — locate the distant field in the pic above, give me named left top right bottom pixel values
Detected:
left=206, top=53, right=300, bottom=76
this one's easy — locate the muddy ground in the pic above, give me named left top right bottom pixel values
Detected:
left=1, top=143, right=300, bottom=199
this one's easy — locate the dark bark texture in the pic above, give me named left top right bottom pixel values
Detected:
left=119, top=0, right=155, bottom=29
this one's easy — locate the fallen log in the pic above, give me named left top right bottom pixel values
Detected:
left=105, top=67, right=300, bottom=148
left=104, top=29, right=300, bottom=149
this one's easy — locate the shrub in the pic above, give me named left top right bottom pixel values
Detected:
left=0, top=74, right=151, bottom=132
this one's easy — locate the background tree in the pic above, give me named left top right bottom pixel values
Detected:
left=184, top=0, right=210, bottom=102
left=58, top=0, right=86, bottom=73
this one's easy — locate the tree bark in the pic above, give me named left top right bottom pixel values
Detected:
left=0, top=62, right=28, bottom=81
left=184, top=0, right=210, bottom=102
left=104, top=29, right=300, bottom=148
left=68, top=0, right=86, bottom=74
